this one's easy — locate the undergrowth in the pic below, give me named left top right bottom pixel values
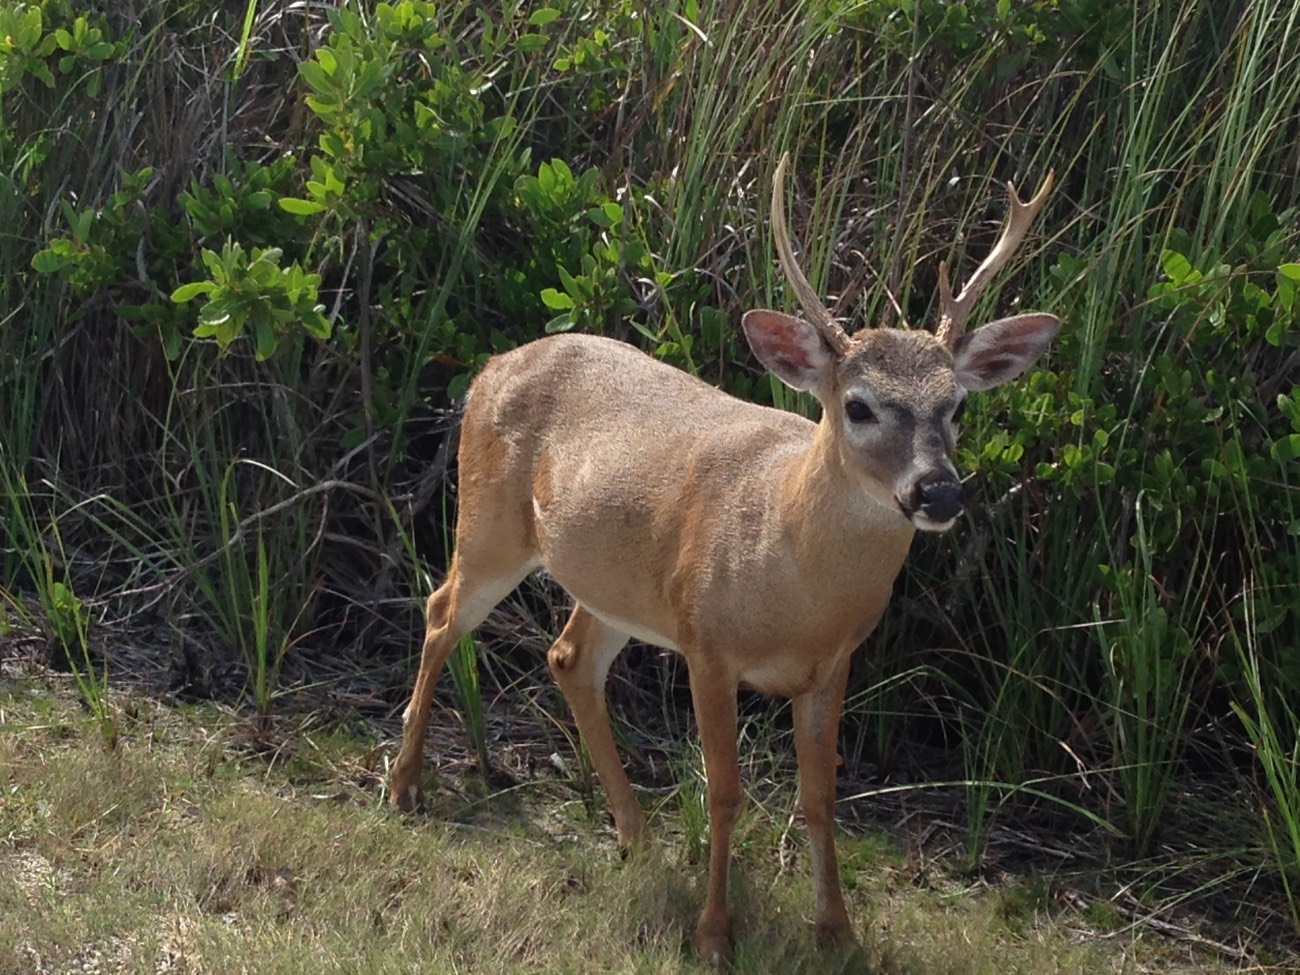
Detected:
left=0, top=0, right=1298, bottom=952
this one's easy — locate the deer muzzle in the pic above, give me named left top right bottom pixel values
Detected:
left=901, top=471, right=966, bottom=531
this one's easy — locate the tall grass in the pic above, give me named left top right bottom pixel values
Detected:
left=1093, top=503, right=1197, bottom=855
left=1232, top=600, right=1300, bottom=936
left=0, top=455, right=116, bottom=747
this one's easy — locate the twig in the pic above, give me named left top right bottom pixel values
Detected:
left=106, top=478, right=389, bottom=607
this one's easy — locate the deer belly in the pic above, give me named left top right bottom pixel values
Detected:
left=738, top=653, right=837, bottom=698
left=584, top=605, right=679, bottom=652
left=532, top=488, right=681, bottom=649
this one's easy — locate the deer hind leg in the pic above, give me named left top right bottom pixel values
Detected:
left=547, top=605, right=648, bottom=849
left=792, top=653, right=855, bottom=947
left=389, top=546, right=537, bottom=812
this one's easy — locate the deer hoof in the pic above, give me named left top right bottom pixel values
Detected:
left=693, top=919, right=732, bottom=967
left=814, top=916, right=856, bottom=949
left=388, top=765, right=423, bottom=812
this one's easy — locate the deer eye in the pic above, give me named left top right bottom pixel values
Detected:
left=844, top=399, right=875, bottom=424
left=952, top=400, right=966, bottom=424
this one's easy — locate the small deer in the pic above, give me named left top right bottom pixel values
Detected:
left=389, top=153, right=1058, bottom=964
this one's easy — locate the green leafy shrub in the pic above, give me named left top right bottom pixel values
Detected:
left=171, top=241, right=329, bottom=360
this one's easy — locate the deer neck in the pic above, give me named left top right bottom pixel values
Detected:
left=775, top=418, right=916, bottom=574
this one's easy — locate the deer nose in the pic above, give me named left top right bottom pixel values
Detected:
left=915, top=473, right=965, bottom=524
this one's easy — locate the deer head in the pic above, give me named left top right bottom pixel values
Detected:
left=742, top=154, right=1059, bottom=531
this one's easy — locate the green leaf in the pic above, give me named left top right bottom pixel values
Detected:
left=1277, top=262, right=1300, bottom=282
left=301, top=308, right=331, bottom=339
left=1161, top=249, right=1192, bottom=285
left=31, top=248, right=70, bottom=273
left=630, top=320, right=659, bottom=343
left=557, top=263, right=587, bottom=301
left=448, top=372, right=472, bottom=400
left=540, top=287, right=573, bottom=310
left=252, top=319, right=278, bottom=360
left=161, top=324, right=182, bottom=361
left=528, top=8, right=561, bottom=25
left=544, top=312, right=575, bottom=333
left=299, top=59, right=333, bottom=95
left=1271, top=434, right=1300, bottom=463
left=1277, top=391, right=1300, bottom=428
left=550, top=158, right=574, bottom=183
left=537, top=163, right=556, bottom=198
left=200, top=248, right=225, bottom=279
left=254, top=246, right=283, bottom=266
left=1276, top=273, right=1295, bottom=314
left=215, top=316, right=239, bottom=349
left=171, top=281, right=215, bottom=303
left=485, top=114, right=517, bottom=141
left=17, top=7, right=42, bottom=47
left=319, top=132, right=346, bottom=158
left=197, top=296, right=233, bottom=329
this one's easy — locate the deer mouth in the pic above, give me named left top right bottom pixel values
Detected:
left=908, top=508, right=962, bottom=533
left=896, top=477, right=966, bottom=532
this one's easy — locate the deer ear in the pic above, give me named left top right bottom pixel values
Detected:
left=952, top=313, right=1060, bottom=391
left=742, top=309, right=838, bottom=394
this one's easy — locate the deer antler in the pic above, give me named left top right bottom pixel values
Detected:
left=770, top=152, right=853, bottom=357
left=935, top=170, right=1054, bottom=349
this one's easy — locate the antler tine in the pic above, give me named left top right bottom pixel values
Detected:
left=935, top=170, right=1055, bottom=348
left=770, top=152, right=853, bottom=357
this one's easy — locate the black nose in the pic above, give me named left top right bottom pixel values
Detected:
left=915, top=473, right=965, bottom=524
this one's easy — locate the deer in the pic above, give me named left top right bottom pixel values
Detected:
left=388, top=152, right=1059, bottom=965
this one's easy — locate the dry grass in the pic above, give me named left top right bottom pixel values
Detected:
left=0, top=674, right=1264, bottom=975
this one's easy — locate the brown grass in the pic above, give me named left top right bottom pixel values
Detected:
left=0, top=674, right=1264, bottom=975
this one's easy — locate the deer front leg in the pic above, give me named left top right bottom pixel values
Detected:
left=687, top=663, right=741, bottom=966
left=791, top=652, right=855, bottom=947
